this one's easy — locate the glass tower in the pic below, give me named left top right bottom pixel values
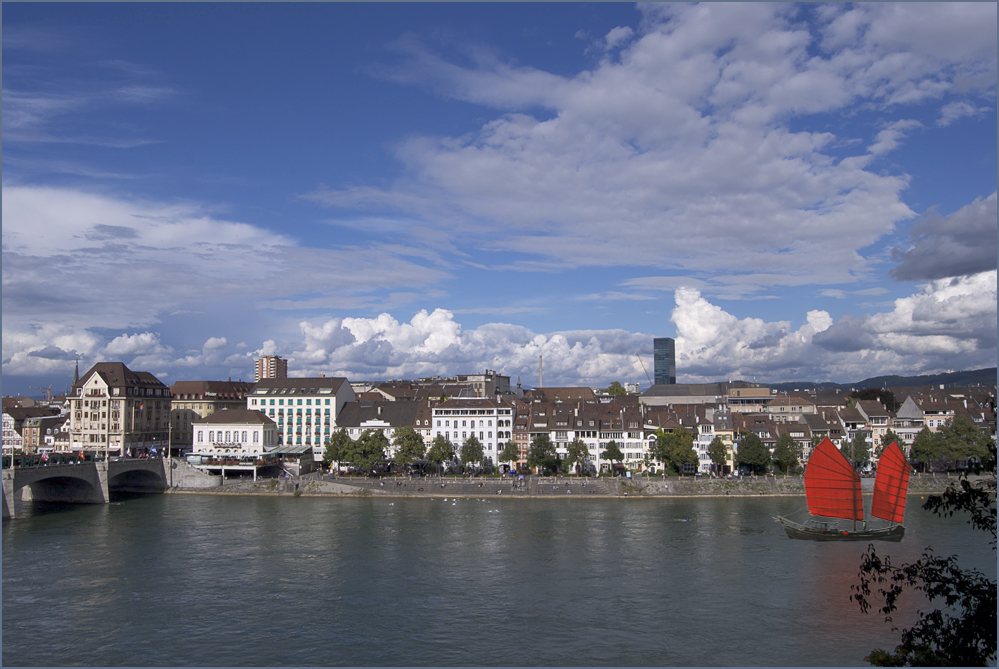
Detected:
left=653, top=337, right=676, bottom=385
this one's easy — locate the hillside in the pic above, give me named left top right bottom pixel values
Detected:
left=768, top=367, right=997, bottom=392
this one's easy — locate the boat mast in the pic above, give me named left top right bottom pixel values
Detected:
left=851, top=436, right=857, bottom=531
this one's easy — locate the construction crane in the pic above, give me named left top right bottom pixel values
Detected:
left=30, top=384, right=53, bottom=402
left=636, top=355, right=653, bottom=387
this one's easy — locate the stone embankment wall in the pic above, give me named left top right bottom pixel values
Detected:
left=626, top=472, right=974, bottom=497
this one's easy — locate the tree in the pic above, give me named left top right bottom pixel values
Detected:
left=909, top=428, right=940, bottom=472
left=324, top=428, right=352, bottom=468
left=847, top=431, right=871, bottom=470
left=850, top=443, right=996, bottom=666
left=602, top=381, right=627, bottom=395
left=527, top=433, right=558, bottom=474
left=600, top=440, right=624, bottom=473
left=771, top=434, right=801, bottom=473
left=426, top=434, right=455, bottom=474
left=736, top=431, right=770, bottom=474
left=498, top=440, right=519, bottom=468
left=347, top=429, right=389, bottom=471
left=849, top=388, right=900, bottom=413
left=392, top=427, right=426, bottom=467
left=936, top=415, right=992, bottom=463
left=651, top=428, right=697, bottom=475
left=460, top=434, right=484, bottom=471
left=565, top=438, right=590, bottom=475
left=877, top=430, right=902, bottom=459
left=708, top=436, right=728, bottom=475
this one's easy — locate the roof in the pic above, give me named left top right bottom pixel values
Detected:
left=252, top=377, right=350, bottom=395
left=268, top=444, right=312, bottom=455
left=72, top=362, right=169, bottom=393
left=336, top=401, right=420, bottom=428
left=171, top=380, right=254, bottom=399
left=193, top=409, right=276, bottom=426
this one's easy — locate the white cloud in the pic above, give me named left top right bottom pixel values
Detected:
left=313, top=3, right=996, bottom=292
left=938, top=100, right=991, bottom=126
left=1, top=186, right=451, bottom=332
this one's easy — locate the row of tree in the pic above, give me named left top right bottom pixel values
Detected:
left=322, top=415, right=993, bottom=476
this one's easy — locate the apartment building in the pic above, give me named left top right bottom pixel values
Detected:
left=431, top=397, right=515, bottom=465
left=254, top=355, right=288, bottom=382
left=170, top=380, right=255, bottom=451
left=68, top=362, right=172, bottom=456
left=247, top=376, right=356, bottom=460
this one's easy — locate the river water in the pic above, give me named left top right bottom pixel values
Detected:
left=3, top=492, right=994, bottom=667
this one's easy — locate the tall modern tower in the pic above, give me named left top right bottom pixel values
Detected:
left=254, top=355, right=288, bottom=383
left=653, top=337, right=676, bottom=385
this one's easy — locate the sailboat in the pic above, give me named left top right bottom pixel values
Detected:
left=778, top=438, right=910, bottom=542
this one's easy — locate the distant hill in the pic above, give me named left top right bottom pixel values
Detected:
left=768, top=368, right=997, bottom=392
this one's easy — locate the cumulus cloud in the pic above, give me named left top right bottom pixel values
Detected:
left=310, top=3, right=994, bottom=292
left=674, top=272, right=996, bottom=382
left=890, top=192, right=998, bottom=281
left=938, top=100, right=992, bottom=126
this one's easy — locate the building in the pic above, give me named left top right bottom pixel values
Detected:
left=254, top=355, right=288, bottom=382
left=431, top=397, right=516, bottom=465
left=170, top=380, right=255, bottom=452
left=68, top=362, right=172, bottom=456
left=247, top=376, right=356, bottom=461
left=191, top=409, right=279, bottom=456
left=653, top=337, right=676, bottom=385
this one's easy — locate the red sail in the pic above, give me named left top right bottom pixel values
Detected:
left=804, top=438, right=863, bottom=521
left=871, top=441, right=910, bottom=524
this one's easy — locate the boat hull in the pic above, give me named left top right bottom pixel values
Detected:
left=777, top=516, right=905, bottom=542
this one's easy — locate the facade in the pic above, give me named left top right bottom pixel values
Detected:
left=335, top=401, right=421, bottom=452
left=68, top=362, right=172, bottom=456
left=247, top=377, right=356, bottom=460
left=254, top=356, right=288, bottom=382
left=170, top=380, right=255, bottom=451
left=191, top=409, right=279, bottom=457
left=431, top=397, right=516, bottom=465
left=653, top=337, right=676, bottom=385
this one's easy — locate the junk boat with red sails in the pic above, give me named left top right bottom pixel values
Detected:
left=777, top=437, right=910, bottom=542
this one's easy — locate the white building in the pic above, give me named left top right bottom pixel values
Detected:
left=191, top=409, right=278, bottom=457
left=247, top=376, right=356, bottom=461
left=432, top=398, right=515, bottom=465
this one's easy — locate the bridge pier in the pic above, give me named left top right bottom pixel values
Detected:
left=3, top=470, right=14, bottom=520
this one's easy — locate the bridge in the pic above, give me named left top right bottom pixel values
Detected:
left=2, top=457, right=169, bottom=519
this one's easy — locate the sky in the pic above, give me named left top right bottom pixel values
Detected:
left=2, top=2, right=997, bottom=397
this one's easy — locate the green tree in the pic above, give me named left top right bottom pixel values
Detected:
left=909, top=428, right=941, bottom=472
left=851, top=443, right=996, bottom=666
left=460, top=434, right=485, bottom=471
left=602, top=381, right=627, bottom=395
left=426, top=434, right=456, bottom=474
left=849, top=388, right=900, bottom=413
left=347, top=429, right=389, bottom=471
left=392, top=427, right=426, bottom=467
left=736, top=431, right=770, bottom=474
left=653, top=428, right=697, bottom=475
left=601, top=440, right=624, bottom=474
left=527, top=433, right=558, bottom=474
left=708, top=436, right=728, bottom=475
left=847, top=431, right=871, bottom=470
left=936, top=415, right=992, bottom=462
left=565, top=438, right=590, bottom=475
left=771, top=433, right=801, bottom=473
left=877, top=429, right=902, bottom=459
left=324, top=428, right=352, bottom=468
left=498, top=440, right=520, bottom=468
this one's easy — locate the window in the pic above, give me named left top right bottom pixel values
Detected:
left=253, top=432, right=259, bottom=443
left=270, top=400, right=275, bottom=406
left=209, top=431, right=215, bottom=442
left=297, top=399, right=303, bottom=406
left=242, top=431, right=248, bottom=442
left=325, top=399, right=330, bottom=405
left=307, top=399, right=312, bottom=406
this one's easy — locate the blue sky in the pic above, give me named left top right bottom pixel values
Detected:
left=3, top=2, right=997, bottom=396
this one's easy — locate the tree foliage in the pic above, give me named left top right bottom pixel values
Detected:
left=707, top=436, right=728, bottom=474
left=601, top=440, right=624, bottom=470
left=850, top=443, right=996, bottom=666
left=846, top=431, right=871, bottom=469
left=565, top=438, right=590, bottom=474
left=460, top=434, right=485, bottom=470
left=771, top=433, right=801, bottom=473
left=344, top=429, right=389, bottom=470
left=849, top=388, right=900, bottom=413
left=426, top=434, right=456, bottom=472
left=392, top=427, right=426, bottom=466
left=602, top=381, right=627, bottom=395
left=324, top=428, right=352, bottom=466
left=877, top=430, right=902, bottom=459
left=527, top=433, right=558, bottom=474
left=498, top=440, right=519, bottom=465
left=652, top=428, right=697, bottom=474
left=736, top=431, right=770, bottom=474
left=909, top=417, right=992, bottom=471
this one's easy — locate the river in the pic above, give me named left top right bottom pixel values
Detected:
left=3, top=493, right=994, bottom=666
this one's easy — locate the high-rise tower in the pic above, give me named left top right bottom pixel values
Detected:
left=653, top=337, right=676, bottom=385
left=254, top=355, right=288, bottom=383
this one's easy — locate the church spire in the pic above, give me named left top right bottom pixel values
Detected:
left=73, top=357, right=80, bottom=385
